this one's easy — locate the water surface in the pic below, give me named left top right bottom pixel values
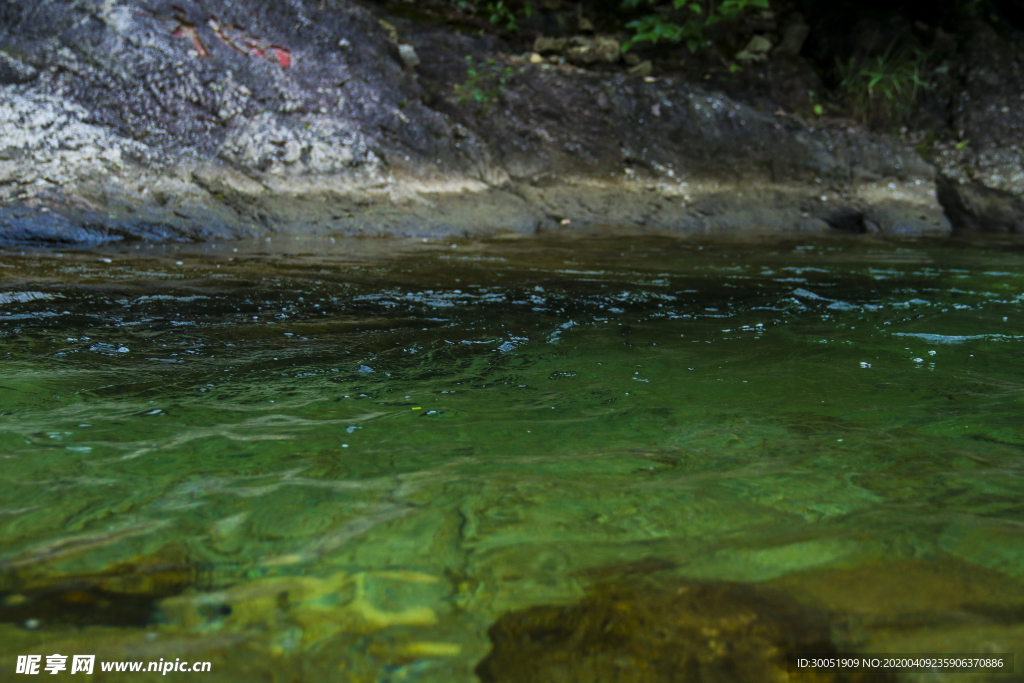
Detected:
left=1, top=235, right=1023, bottom=681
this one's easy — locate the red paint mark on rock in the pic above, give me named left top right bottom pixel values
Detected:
left=205, top=16, right=291, bottom=67
left=269, top=47, right=291, bottom=68
left=170, top=23, right=210, bottom=57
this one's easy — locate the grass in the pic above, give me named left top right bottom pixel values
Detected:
left=835, top=46, right=930, bottom=125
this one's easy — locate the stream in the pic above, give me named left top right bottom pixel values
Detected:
left=1, top=234, right=1022, bottom=682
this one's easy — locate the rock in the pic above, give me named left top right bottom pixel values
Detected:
left=626, top=60, right=652, bottom=77
left=398, top=44, right=420, bottom=69
left=775, top=16, right=809, bottom=57
left=0, top=51, right=37, bottom=85
left=936, top=174, right=1024, bottom=233
left=0, top=0, right=961, bottom=242
left=564, top=36, right=620, bottom=65
left=0, top=544, right=199, bottom=628
left=735, top=34, right=773, bottom=63
left=0, top=208, right=103, bottom=245
left=533, top=36, right=568, bottom=54
left=161, top=570, right=445, bottom=637
left=476, top=579, right=888, bottom=683
left=931, top=22, right=1024, bottom=232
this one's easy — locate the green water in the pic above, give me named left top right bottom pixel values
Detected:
left=1, top=235, right=1023, bottom=681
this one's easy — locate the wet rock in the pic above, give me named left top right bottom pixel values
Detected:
left=0, top=208, right=101, bottom=245
left=160, top=570, right=446, bottom=638
left=0, top=545, right=201, bottom=629
left=819, top=206, right=866, bottom=233
left=767, top=558, right=1024, bottom=624
left=936, top=174, right=1024, bottom=233
left=476, top=579, right=890, bottom=683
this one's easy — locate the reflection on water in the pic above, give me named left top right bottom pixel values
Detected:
left=0, top=235, right=1023, bottom=681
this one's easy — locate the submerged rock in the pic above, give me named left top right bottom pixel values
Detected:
left=0, top=545, right=201, bottom=629
left=476, top=579, right=890, bottom=683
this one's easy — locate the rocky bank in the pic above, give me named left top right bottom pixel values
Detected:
left=0, top=0, right=1021, bottom=244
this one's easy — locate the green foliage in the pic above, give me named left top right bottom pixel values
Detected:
left=835, top=46, right=930, bottom=124
left=621, top=0, right=770, bottom=53
left=454, top=56, right=515, bottom=108
left=450, top=0, right=533, bottom=30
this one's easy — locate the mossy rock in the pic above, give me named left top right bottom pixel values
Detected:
left=476, top=579, right=892, bottom=683
left=0, top=544, right=201, bottom=629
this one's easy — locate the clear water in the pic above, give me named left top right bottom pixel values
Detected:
left=1, top=235, right=1023, bottom=681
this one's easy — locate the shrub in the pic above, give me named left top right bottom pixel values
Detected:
left=450, top=0, right=533, bottom=30
left=621, top=0, right=770, bottom=53
left=454, top=57, right=515, bottom=108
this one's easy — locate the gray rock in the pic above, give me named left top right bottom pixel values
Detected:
left=0, top=208, right=101, bottom=244
left=0, top=0, right=960, bottom=242
left=932, top=22, right=1024, bottom=232
left=936, top=174, right=1024, bottom=233
left=0, top=51, right=37, bottom=84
